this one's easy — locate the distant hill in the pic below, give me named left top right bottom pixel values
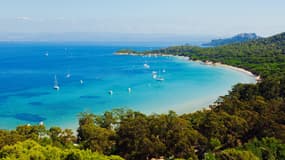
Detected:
left=202, top=33, right=260, bottom=46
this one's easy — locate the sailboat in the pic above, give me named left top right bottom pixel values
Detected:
left=152, top=71, right=158, bottom=79
left=80, top=80, right=84, bottom=85
left=144, top=63, right=150, bottom=69
left=53, top=75, right=60, bottom=90
left=155, top=70, right=164, bottom=81
left=66, top=73, right=71, bottom=78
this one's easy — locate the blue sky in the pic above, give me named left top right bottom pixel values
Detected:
left=0, top=0, right=284, bottom=37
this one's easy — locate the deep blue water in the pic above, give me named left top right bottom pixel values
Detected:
left=0, top=42, right=256, bottom=130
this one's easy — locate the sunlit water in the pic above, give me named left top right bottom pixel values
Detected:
left=0, top=42, right=256, bottom=130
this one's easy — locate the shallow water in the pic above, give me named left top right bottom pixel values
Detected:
left=0, top=42, right=256, bottom=130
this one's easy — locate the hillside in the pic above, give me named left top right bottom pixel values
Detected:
left=202, top=33, right=260, bottom=46
left=141, top=32, right=285, bottom=78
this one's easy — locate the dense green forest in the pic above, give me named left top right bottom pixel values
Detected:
left=1, top=32, right=285, bottom=160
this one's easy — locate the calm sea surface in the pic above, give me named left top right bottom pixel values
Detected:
left=0, top=42, right=256, bottom=130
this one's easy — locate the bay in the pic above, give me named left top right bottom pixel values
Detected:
left=0, top=42, right=256, bottom=130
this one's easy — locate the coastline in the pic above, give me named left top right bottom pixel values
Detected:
left=193, top=60, right=261, bottom=82
left=115, top=52, right=261, bottom=82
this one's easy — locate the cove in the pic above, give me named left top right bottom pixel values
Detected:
left=0, top=42, right=256, bottom=130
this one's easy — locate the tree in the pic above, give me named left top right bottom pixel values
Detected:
left=215, top=148, right=259, bottom=160
left=244, top=137, right=285, bottom=160
left=258, top=78, right=280, bottom=99
left=49, top=127, right=76, bottom=148
left=200, top=111, right=248, bottom=147
left=0, top=130, right=23, bottom=149
left=0, top=140, right=124, bottom=160
left=77, top=112, right=116, bottom=154
left=116, top=111, right=152, bottom=160
left=16, top=124, right=46, bottom=141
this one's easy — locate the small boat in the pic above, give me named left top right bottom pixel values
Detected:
left=108, top=90, right=113, bottom=95
left=39, top=121, right=44, bottom=125
left=162, top=69, right=166, bottom=73
left=53, top=75, right=60, bottom=91
left=80, top=80, right=84, bottom=85
left=66, top=73, right=71, bottom=78
left=156, top=77, right=165, bottom=81
left=128, top=88, right=132, bottom=93
left=152, top=71, right=157, bottom=75
left=44, top=52, right=49, bottom=57
left=152, top=71, right=158, bottom=79
left=144, top=63, right=150, bottom=69
left=153, top=70, right=164, bottom=81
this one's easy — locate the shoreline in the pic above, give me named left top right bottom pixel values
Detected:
left=115, top=51, right=259, bottom=114
left=193, top=60, right=261, bottom=81
left=115, top=52, right=261, bottom=82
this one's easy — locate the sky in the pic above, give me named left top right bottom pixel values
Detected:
left=0, top=0, right=284, bottom=40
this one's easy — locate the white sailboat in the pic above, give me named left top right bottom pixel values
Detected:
left=152, top=71, right=158, bottom=79
left=144, top=63, right=150, bottom=69
left=80, top=80, right=84, bottom=85
left=53, top=75, right=60, bottom=90
left=155, top=70, right=164, bottom=81
left=66, top=73, right=71, bottom=78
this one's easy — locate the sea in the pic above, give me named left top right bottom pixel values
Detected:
left=0, top=42, right=256, bottom=130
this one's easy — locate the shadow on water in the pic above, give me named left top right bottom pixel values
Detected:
left=28, top=101, right=44, bottom=106
left=0, top=92, right=51, bottom=103
left=0, top=113, right=46, bottom=123
left=14, top=113, right=46, bottom=122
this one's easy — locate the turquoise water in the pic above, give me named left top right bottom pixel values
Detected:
left=0, top=42, right=256, bottom=130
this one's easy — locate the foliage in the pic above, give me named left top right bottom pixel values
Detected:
left=0, top=140, right=124, bottom=160
left=214, top=148, right=259, bottom=160
left=77, top=112, right=116, bottom=154
left=244, top=137, right=285, bottom=160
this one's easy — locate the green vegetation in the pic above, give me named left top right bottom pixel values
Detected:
left=0, top=125, right=123, bottom=160
left=1, top=32, right=285, bottom=159
left=0, top=140, right=123, bottom=160
left=116, top=49, right=137, bottom=54
left=140, top=32, right=285, bottom=78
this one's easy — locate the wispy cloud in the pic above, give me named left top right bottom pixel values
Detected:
left=16, top=16, right=32, bottom=21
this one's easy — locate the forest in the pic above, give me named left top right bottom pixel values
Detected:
left=1, top=33, right=285, bottom=160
